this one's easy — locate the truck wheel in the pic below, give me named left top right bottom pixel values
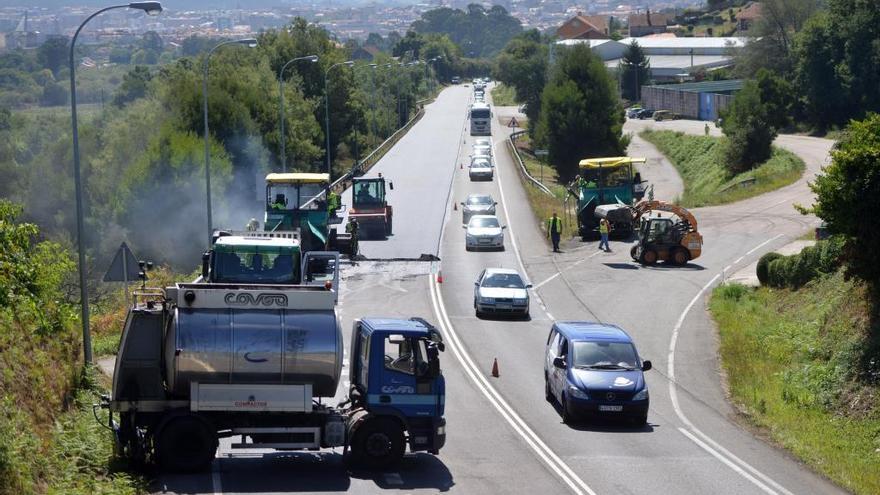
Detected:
left=351, top=417, right=405, bottom=470
left=641, top=249, right=658, bottom=265
left=671, top=248, right=689, bottom=266
left=386, top=217, right=393, bottom=236
left=630, top=246, right=638, bottom=261
left=156, top=415, right=217, bottom=473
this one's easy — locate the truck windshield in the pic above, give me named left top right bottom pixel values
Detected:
left=212, top=249, right=300, bottom=284
left=601, top=166, right=632, bottom=188
left=572, top=341, right=639, bottom=369
left=471, top=108, right=490, bottom=119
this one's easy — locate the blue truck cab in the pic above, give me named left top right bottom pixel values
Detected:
left=348, top=317, right=446, bottom=466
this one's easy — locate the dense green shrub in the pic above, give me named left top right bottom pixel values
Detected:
left=757, top=252, right=783, bottom=285
left=763, top=237, right=843, bottom=288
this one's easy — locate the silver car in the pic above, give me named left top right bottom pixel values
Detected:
left=464, top=215, right=506, bottom=251
left=473, top=268, right=531, bottom=318
left=474, top=138, right=491, bottom=147
left=469, top=157, right=494, bottom=181
left=472, top=144, right=493, bottom=157
left=461, top=193, right=497, bottom=223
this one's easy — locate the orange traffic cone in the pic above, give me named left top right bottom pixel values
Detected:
left=491, top=358, right=499, bottom=378
left=437, top=271, right=443, bottom=284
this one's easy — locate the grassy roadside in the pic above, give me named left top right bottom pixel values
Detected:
left=641, top=130, right=805, bottom=208
left=490, top=83, right=518, bottom=106
left=710, top=274, right=880, bottom=494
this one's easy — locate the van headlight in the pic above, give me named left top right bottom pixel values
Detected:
left=633, top=388, right=649, bottom=401
left=568, top=386, right=589, bottom=400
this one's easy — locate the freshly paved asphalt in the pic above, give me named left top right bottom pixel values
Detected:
left=156, top=85, right=845, bottom=494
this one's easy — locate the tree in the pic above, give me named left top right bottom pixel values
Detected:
left=113, top=65, right=152, bottom=107
left=619, top=40, right=650, bottom=101
left=410, top=4, right=522, bottom=58
left=140, top=31, right=164, bottom=53
left=720, top=80, right=777, bottom=173
left=109, top=47, right=132, bottom=64
left=37, top=36, right=69, bottom=77
left=808, top=113, right=880, bottom=287
left=734, top=0, right=823, bottom=79
left=40, top=80, right=68, bottom=106
left=535, top=44, right=627, bottom=181
left=494, top=30, right=547, bottom=136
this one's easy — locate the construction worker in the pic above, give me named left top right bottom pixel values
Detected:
left=704, top=122, right=710, bottom=136
left=271, top=193, right=287, bottom=210
left=598, top=218, right=611, bottom=252
left=345, top=217, right=360, bottom=256
left=547, top=212, right=562, bottom=253
left=327, top=190, right=340, bottom=216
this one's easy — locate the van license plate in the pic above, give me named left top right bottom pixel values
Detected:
left=599, top=405, right=623, bottom=412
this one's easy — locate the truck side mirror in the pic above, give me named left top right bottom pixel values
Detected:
left=553, top=357, right=565, bottom=369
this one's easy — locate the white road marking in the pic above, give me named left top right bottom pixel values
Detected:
left=667, top=237, right=796, bottom=495
left=429, top=276, right=596, bottom=495
left=745, top=233, right=784, bottom=256
left=533, top=251, right=603, bottom=289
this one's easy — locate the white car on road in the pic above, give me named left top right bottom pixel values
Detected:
left=473, top=268, right=531, bottom=318
left=472, top=144, right=493, bottom=157
left=469, top=157, right=494, bottom=181
left=464, top=215, right=506, bottom=251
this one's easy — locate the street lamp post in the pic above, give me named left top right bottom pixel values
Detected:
left=68, top=1, right=162, bottom=364
left=278, top=54, right=318, bottom=172
left=202, top=38, right=257, bottom=248
left=323, top=60, right=353, bottom=180
left=352, top=63, right=377, bottom=167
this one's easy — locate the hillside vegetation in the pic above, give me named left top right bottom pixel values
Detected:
left=0, top=200, right=143, bottom=494
left=640, top=130, right=804, bottom=207
left=711, top=273, right=880, bottom=494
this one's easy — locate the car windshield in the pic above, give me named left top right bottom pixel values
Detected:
left=467, top=195, right=493, bottom=206
left=572, top=341, right=639, bottom=369
left=482, top=273, right=525, bottom=289
left=472, top=160, right=491, bottom=168
left=469, top=217, right=499, bottom=228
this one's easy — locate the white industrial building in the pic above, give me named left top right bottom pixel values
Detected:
left=556, top=37, right=747, bottom=81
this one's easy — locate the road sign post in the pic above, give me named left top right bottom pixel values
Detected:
left=104, top=242, right=141, bottom=302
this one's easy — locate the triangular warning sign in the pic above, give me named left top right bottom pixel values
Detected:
left=103, top=242, right=141, bottom=282
left=508, top=117, right=519, bottom=128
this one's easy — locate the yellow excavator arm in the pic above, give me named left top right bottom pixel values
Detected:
left=631, top=200, right=698, bottom=232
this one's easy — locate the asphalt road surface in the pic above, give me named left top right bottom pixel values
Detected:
left=155, top=85, right=845, bottom=494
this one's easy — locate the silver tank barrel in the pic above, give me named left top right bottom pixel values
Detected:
left=165, top=308, right=342, bottom=397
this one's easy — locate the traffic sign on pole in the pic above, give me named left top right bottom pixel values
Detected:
left=508, top=116, right=519, bottom=128
left=104, top=242, right=141, bottom=301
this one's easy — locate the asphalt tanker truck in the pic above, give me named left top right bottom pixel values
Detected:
left=101, top=236, right=446, bottom=472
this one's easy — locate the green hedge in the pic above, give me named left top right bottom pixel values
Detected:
left=762, top=237, right=844, bottom=288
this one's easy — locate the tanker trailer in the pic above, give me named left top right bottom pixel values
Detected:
left=101, top=262, right=446, bottom=472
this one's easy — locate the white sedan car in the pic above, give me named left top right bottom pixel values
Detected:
left=472, top=144, right=493, bottom=157
left=474, top=137, right=491, bottom=147
left=469, top=157, right=494, bottom=181
left=473, top=268, right=531, bottom=318
left=464, top=215, right=506, bottom=251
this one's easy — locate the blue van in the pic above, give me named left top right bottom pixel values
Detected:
left=544, top=322, right=652, bottom=425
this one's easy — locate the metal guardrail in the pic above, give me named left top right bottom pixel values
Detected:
left=328, top=98, right=432, bottom=195
left=506, top=130, right=554, bottom=197
left=718, top=176, right=757, bottom=193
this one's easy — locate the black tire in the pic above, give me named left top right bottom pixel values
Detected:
left=156, top=415, right=217, bottom=473
left=350, top=417, right=405, bottom=470
left=545, top=377, right=553, bottom=402
left=386, top=216, right=393, bottom=236
left=641, top=249, right=658, bottom=265
left=671, top=248, right=689, bottom=266
left=561, top=395, right=574, bottom=424
left=630, top=246, right=638, bottom=261
left=632, top=413, right=648, bottom=427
